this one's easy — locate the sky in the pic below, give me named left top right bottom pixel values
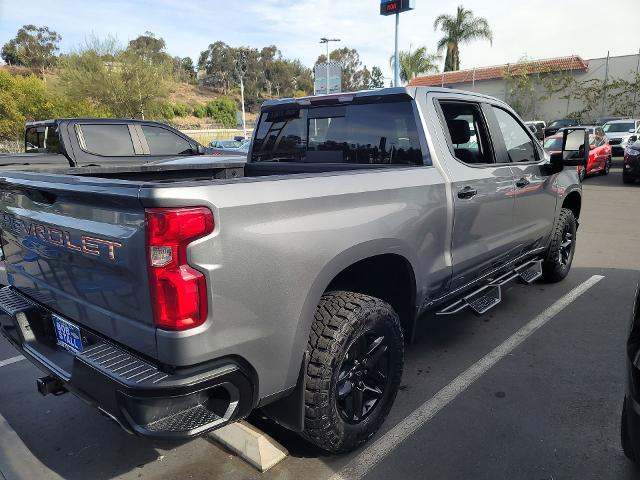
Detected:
left=1, top=0, right=639, bottom=81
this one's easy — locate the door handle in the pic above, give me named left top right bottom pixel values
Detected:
left=516, top=177, right=530, bottom=188
left=457, top=186, right=478, bottom=199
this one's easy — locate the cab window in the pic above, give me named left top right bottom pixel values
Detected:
left=78, top=124, right=135, bottom=156
left=142, top=126, right=194, bottom=155
left=439, top=101, right=494, bottom=165
left=491, top=107, right=538, bottom=163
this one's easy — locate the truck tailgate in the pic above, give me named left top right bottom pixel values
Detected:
left=0, top=172, right=156, bottom=357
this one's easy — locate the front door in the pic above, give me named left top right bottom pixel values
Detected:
left=488, top=105, right=558, bottom=256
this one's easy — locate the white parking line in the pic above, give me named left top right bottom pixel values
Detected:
left=330, top=274, right=605, bottom=480
left=0, top=355, right=25, bottom=368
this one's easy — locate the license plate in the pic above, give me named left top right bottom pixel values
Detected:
left=53, top=315, right=83, bottom=353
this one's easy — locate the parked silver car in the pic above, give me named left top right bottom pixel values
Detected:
left=603, top=119, right=640, bottom=155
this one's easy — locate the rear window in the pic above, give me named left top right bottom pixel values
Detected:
left=251, top=99, right=423, bottom=165
left=25, top=125, right=61, bottom=154
left=78, top=124, right=135, bottom=156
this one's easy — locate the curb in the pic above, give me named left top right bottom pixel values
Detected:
left=0, top=413, right=62, bottom=480
left=208, top=421, right=288, bottom=472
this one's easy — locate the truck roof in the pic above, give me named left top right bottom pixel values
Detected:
left=25, top=118, right=171, bottom=128
left=261, top=86, right=507, bottom=108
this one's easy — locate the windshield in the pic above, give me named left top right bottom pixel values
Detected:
left=543, top=137, right=563, bottom=151
left=603, top=122, right=634, bottom=133
left=251, top=98, right=423, bottom=165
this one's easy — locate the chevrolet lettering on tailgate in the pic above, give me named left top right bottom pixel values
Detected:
left=0, top=212, right=122, bottom=260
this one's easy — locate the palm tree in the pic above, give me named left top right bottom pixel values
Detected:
left=433, top=5, right=493, bottom=72
left=390, top=46, right=440, bottom=84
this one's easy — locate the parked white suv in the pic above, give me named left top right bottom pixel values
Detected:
left=603, top=119, right=640, bottom=155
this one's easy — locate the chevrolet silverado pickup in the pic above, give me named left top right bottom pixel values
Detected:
left=0, top=87, right=588, bottom=452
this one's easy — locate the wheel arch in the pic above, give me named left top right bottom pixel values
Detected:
left=562, top=190, right=582, bottom=220
left=263, top=241, right=418, bottom=431
left=287, top=240, right=419, bottom=393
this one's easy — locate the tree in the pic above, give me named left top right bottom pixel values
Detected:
left=198, top=42, right=313, bottom=108
left=370, top=66, right=385, bottom=89
left=390, top=46, right=440, bottom=84
left=56, top=37, right=172, bottom=119
left=316, top=47, right=372, bottom=91
left=1, top=25, right=62, bottom=75
left=433, top=6, right=492, bottom=72
left=127, top=32, right=167, bottom=64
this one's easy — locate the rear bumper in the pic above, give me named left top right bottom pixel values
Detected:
left=0, top=286, right=255, bottom=439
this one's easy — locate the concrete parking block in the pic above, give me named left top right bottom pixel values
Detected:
left=208, top=420, right=288, bottom=472
left=0, top=413, right=62, bottom=480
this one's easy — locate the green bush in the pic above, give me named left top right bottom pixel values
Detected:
left=0, top=70, right=105, bottom=141
left=192, top=104, right=207, bottom=118
left=154, top=102, right=175, bottom=120
left=172, top=102, right=190, bottom=117
left=205, top=98, right=237, bottom=128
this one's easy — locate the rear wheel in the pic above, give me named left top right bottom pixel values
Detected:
left=541, top=208, right=576, bottom=283
left=302, top=291, right=404, bottom=453
left=600, top=157, right=611, bottom=176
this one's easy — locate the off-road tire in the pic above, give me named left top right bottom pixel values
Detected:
left=302, top=291, right=404, bottom=453
left=541, top=208, right=577, bottom=283
left=622, top=398, right=640, bottom=462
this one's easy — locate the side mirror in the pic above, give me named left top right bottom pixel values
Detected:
left=630, top=129, right=636, bottom=133
left=549, top=128, right=589, bottom=169
left=194, top=144, right=205, bottom=155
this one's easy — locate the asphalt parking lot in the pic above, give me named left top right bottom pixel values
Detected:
left=1, top=157, right=639, bottom=480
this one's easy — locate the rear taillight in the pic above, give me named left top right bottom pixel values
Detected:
left=145, top=207, right=214, bottom=331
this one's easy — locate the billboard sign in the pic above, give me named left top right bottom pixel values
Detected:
left=314, top=62, right=342, bottom=95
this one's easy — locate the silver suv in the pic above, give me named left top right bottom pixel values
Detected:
left=603, top=119, right=640, bottom=155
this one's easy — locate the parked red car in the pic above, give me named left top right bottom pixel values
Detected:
left=543, top=126, right=612, bottom=180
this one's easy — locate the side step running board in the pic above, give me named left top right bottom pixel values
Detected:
left=436, top=259, right=543, bottom=316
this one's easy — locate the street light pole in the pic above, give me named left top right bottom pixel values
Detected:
left=394, top=12, right=400, bottom=87
left=239, top=75, right=247, bottom=139
left=319, top=37, right=340, bottom=94
left=235, top=49, right=248, bottom=139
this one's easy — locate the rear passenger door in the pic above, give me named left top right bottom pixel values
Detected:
left=487, top=105, right=557, bottom=256
left=437, top=100, right=516, bottom=289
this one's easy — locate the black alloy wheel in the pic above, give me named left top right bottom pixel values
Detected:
left=337, top=331, right=391, bottom=424
left=558, top=225, right=573, bottom=268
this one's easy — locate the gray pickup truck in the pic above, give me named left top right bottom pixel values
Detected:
left=0, top=87, right=588, bottom=453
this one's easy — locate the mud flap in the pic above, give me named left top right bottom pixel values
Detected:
left=260, top=351, right=308, bottom=432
